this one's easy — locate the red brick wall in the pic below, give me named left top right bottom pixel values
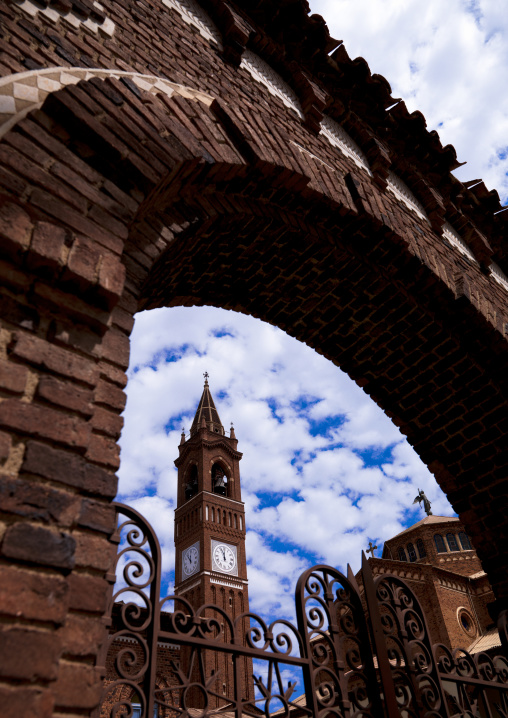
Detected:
left=0, top=1, right=507, bottom=715
left=368, top=558, right=495, bottom=651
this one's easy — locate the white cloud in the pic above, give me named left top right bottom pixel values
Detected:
left=310, top=0, right=508, bottom=202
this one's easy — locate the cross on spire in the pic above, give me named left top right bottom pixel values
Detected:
left=367, top=541, right=378, bottom=558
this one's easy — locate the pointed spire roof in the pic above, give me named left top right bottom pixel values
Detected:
left=190, top=373, right=225, bottom=436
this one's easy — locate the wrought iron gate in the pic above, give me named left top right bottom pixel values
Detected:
left=97, top=503, right=508, bottom=718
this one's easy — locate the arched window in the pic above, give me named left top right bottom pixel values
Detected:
left=434, top=534, right=447, bottom=553
left=185, top=464, right=198, bottom=500
left=234, top=514, right=237, bottom=529
left=212, top=464, right=227, bottom=496
left=212, top=507, right=215, bottom=522
left=446, top=533, right=459, bottom=552
left=398, top=546, right=408, bottom=562
left=407, top=543, right=417, bottom=562
left=217, top=509, right=221, bottom=524
left=459, top=532, right=472, bottom=550
left=416, top=538, right=426, bottom=559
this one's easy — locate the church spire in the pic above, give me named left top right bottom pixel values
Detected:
left=189, top=373, right=224, bottom=436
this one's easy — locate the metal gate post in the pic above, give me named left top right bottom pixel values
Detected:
left=360, top=554, right=401, bottom=718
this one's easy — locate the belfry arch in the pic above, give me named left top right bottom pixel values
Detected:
left=0, top=0, right=507, bottom=713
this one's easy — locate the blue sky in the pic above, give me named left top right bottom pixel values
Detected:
left=116, top=0, right=508, bottom=628
left=117, top=308, right=453, bottom=622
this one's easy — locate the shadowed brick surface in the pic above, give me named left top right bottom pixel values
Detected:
left=0, top=0, right=507, bottom=714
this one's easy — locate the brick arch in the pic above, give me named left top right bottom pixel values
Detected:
left=0, top=66, right=507, bottom=716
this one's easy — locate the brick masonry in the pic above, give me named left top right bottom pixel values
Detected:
left=0, top=0, right=507, bottom=715
left=365, top=516, right=495, bottom=652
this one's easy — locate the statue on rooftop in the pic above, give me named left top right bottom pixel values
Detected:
left=413, top=488, right=432, bottom=516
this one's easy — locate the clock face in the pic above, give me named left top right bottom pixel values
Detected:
left=182, top=542, right=199, bottom=577
left=213, top=543, right=236, bottom=573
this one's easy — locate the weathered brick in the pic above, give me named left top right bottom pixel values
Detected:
left=52, top=319, right=102, bottom=357
left=74, top=531, right=116, bottom=571
left=100, top=328, right=130, bottom=368
left=2, top=523, right=76, bottom=570
left=0, top=685, right=53, bottom=718
left=94, top=378, right=126, bottom=410
left=57, top=613, right=108, bottom=657
left=98, top=251, right=126, bottom=305
left=0, top=358, right=28, bottom=394
left=0, top=627, right=61, bottom=680
left=0, top=294, right=39, bottom=331
left=91, top=406, right=124, bottom=437
left=0, top=200, right=33, bottom=260
left=63, top=235, right=101, bottom=288
left=111, top=304, right=135, bottom=334
left=9, top=332, right=99, bottom=386
left=0, top=429, right=11, bottom=461
left=78, top=497, right=117, bottom=533
left=86, top=432, right=121, bottom=468
left=0, top=565, right=68, bottom=623
left=27, top=220, right=68, bottom=272
left=22, top=440, right=118, bottom=497
left=36, top=374, right=94, bottom=417
left=33, top=281, right=112, bottom=330
left=0, top=399, right=91, bottom=448
left=67, top=572, right=109, bottom=613
left=0, top=474, right=80, bottom=525
left=0, top=258, right=32, bottom=292
left=53, top=660, right=103, bottom=710
left=98, top=360, right=128, bottom=388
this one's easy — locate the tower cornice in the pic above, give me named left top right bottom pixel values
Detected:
left=175, top=435, right=243, bottom=466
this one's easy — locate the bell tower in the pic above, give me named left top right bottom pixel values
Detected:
left=174, top=374, right=252, bottom=705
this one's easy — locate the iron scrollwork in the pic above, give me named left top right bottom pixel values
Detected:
left=435, top=643, right=508, bottom=717
left=99, top=505, right=508, bottom=718
left=295, top=564, right=383, bottom=718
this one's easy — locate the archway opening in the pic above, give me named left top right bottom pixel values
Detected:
left=117, top=304, right=455, bottom=622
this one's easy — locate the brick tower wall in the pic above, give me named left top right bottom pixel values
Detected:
left=0, top=1, right=507, bottom=716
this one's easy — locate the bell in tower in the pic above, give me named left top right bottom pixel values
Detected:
left=212, top=464, right=227, bottom=496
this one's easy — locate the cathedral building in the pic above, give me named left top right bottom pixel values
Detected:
left=362, top=514, right=500, bottom=654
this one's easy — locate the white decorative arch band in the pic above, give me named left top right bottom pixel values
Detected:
left=320, top=115, right=372, bottom=174
left=240, top=50, right=304, bottom=119
left=386, top=171, right=428, bottom=222
left=162, top=0, right=222, bottom=47
left=442, top=222, right=476, bottom=262
left=0, top=67, right=214, bottom=140
left=11, top=0, right=115, bottom=37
